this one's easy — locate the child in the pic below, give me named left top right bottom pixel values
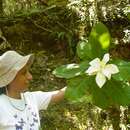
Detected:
left=0, top=50, right=66, bottom=130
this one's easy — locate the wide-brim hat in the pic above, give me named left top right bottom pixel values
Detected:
left=0, top=50, right=34, bottom=88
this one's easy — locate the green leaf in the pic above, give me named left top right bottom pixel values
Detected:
left=65, top=74, right=130, bottom=109
left=77, top=39, right=92, bottom=60
left=89, top=22, right=111, bottom=58
left=52, top=61, right=89, bottom=79
left=110, top=59, right=130, bottom=81
left=104, top=79, right=130, bottom=106
left=90, top=78, right=130, bottom=109
left=77, top=22, right=111, bottom=60
left=65, top=75, right=92, bottom=101
left=89, top=77, right=111, bottom=109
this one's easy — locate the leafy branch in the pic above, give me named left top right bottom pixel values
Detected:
left=53, top=22, right=130, bottom=109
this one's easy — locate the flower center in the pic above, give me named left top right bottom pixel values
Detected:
left=100, top=61, right=105, bottom=68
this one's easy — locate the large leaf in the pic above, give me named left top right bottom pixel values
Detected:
left=90, top=78, right=130, bottom=109
left=89, top=77, right=111, bottom=109
left=65, top=75, right=92, bottom=101
left=110, top=59, right=130, bottom=81
left=106, top=80, right=130, bottom=106
left=52, top=61, right=89, bottom=79
left=65, top=75, right=130, bottom=108
left=89, top=22, right=111, bottom=59
left=77, top=39, right=92, bottom=60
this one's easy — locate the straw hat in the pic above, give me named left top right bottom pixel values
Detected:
left=0, top=50, right=34, bottom=88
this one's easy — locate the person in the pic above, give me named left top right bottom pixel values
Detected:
left=0, top=50, right=66, bottom=130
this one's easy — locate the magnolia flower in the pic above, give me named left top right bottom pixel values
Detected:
left=85, top=53, right=119, bottom=88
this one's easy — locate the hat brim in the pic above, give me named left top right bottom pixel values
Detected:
left=0, top=54, right=34, bottom=87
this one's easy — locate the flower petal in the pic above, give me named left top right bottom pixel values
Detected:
left=85, top=66, right=98, bottom=75
left=102, top=67, right=112, bottom=80
left=86, top=58, right=101, bottom=75
left=89, top=58, right=100, bottom=66
left=109, top=64, right=119, bottom=74
left=105, top=64, right=119, bottom=74
left=102, top=53, right=110, bottom=64
left=102, top=64, right=119, bottom=80
left=96, top=72, right=106, bottom=88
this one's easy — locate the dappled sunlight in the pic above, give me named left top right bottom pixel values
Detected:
left=101, top=6, right=107, bottom=19
left=99, top=33, right=110, bottom=49
left=66, top=64, right=79, bottom=69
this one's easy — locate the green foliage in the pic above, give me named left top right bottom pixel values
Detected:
left=65, top=75, right=91, bottom=101
left=90, top=78, right=130, bottom=108
left=77, top=39, right=92, bottom=60
left=65, top=73, right=130, bottom=109
left=88, top=22, right=111, bottom=59
left=77, top=22, right=111, bottom=60
left=111, top=59, right=130, bottom=81
left=52, top=60, right=89, bottom=79
left=53, top=22, right=130, bottom=109
left=128, top=14, right=130, bottom=20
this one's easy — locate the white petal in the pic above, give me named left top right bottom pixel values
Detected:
left=110, top=64, right=119, bottom=74
left=102, top=67, right=112, bottom=80
left=89, top=58, right=100, bottom=66
left=96, top=72, right=106, bottom=88
left=105, top=64, right=119, bottom=74
left=102, top=53, right=110, bottom=64
left=85, top=66, right=98, bottom=75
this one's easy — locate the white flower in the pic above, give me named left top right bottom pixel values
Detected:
left=85, top=53, right=119, bottom=88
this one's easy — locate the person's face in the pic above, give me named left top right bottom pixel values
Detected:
left=9, top=65, right=32, bottom=92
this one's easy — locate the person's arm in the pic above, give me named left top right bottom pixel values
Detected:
left=50, top=87, right=67, bottom=103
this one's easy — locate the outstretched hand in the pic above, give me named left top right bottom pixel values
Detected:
left=50, top=86, right=67, bottom=103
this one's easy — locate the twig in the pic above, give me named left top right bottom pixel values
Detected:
left=30, top=19, right=53, bottom=33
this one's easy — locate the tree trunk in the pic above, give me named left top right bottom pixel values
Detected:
left=0, top=0, right=3, bottom=15
left=108, top=106, right=121, bottom=130
left=0, top=0, right=3, bottom=16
